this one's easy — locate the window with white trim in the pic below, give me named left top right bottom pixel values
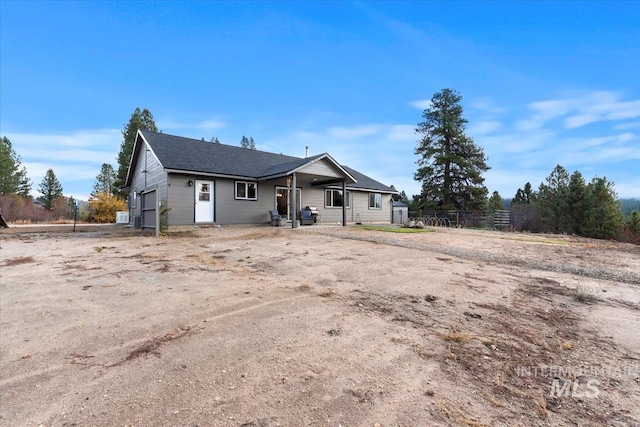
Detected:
left=235, top=181, right=257, bottom=200
left=325, top=189, right=350, bottom=208
left=369, top=193, right=382, bottom=209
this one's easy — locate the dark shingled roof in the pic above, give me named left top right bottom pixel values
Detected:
left=134, top=130, right=394, bottom=193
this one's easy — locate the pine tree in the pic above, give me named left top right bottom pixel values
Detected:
left=92, top=163, right=117, bottom=196
left=38, top=169, right=63, bottom=210
left=488, top=191, right=503, bottom=211
left=513, top=182, right=534, bottom=204
left=582, top=177, right=624, bottom=239
left=537, top=165, right=570, bottom=232
left=240, top=136, right=256, bottom=149
left=414, top=89, right=489, bottom=210
left=115, top=108, right=157, bottom=197
left=565, top=171, right=587, bottom=234
left=0, top=136, right=31, bottom=196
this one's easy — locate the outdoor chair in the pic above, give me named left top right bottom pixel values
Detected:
left=269, top=210, right=284, bottom=226
left=299, top=209, right=315, bottom=226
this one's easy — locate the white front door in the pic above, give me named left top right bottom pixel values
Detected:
left=195, top=180, right=214, bottom=222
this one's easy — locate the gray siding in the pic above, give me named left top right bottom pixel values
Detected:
left=166, top=174, right=196, bottom=225
left=215, top=179, right=280, bottom=224
left=129, top=141, right=167, bottom=224
left=350, top=192, right=392, bottom=223
left=298, top=159, right=343, bottom=177
left=159, top=170, right=393, bottom=226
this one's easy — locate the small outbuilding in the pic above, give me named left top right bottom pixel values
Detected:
left=391, top=201, right=408, bottom=224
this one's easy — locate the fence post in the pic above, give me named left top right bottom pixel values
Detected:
left=156, top=198, right=160, bottom=237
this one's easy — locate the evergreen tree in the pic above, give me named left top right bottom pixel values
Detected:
left=565, top=171, right=587, bottom=234
left=513, top=182, right=534, bottom=204
left=0, top=136, right=31, bottom=196
left=240, top=136, right=256, bottom=149
left=92, top=163, right=117, bottom=196
left=537, top=165, right=570, bottom=232
left=582, top=177, right=624, bottom=239
left=414, top=88, right=489, bottom=210
left=38, top=169, right=63, bottom=210
left=115, top=108, right=157, bottom=197
left=488, top=191, right=503, bottom=211
left=390, top=185, right=410, bottom=205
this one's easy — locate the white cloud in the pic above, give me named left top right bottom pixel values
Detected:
left=386, top=124, right=415, bottom=141
left=197, top=119, right=226, bottom=130
left=469, top=120, right=502, bottom=135
left=409, top=99, right=432, bottom=110
left=519, top=91, right=640, bottom=130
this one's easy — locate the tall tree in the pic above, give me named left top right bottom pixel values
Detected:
left=390, top=185, right=410, bottom=205
left=565, top=171, right=587, bottom=234
left=240, top=136, right=256, bottom=149
left=488, top=191, right=503, bottom=211
left=93, top=163, right=117, bottom=196
left=38, top=169, right=63, bottom=210
left=537, top=164, right=570, bottom=232
left=414, top=88, right=489, bottom=210
left=0, top=136, right=31, bottom=196
left=513, top=182, right=534, bottom=205
left=582, top=177, right=624, bottom=239
left=115, top=108, right=157, bottom=196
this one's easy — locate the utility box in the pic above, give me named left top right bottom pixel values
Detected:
left=116, top=211, right=129, bottom=224
left=134, top=215, right=142, bottom=229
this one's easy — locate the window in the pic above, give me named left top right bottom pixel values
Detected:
left=199, top=183, right=211, bottom=201
left=235, top=181, right=257, bottom=200
left=325, top=189, right=350, bottom=208
left=369, top=193, right=382, bottom=209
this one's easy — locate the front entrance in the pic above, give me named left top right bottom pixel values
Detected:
left=275, top=186, right=301, bottom=221
left=195, top=180, right=214, bottom=222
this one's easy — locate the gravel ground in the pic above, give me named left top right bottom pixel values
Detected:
left=1, top=224, right=639, bottom=426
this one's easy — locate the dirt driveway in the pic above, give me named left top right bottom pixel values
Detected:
left=1, top=225, right=639, bottom=426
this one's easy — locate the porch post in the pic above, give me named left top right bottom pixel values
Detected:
left=291, top=173, right=298, bottom=229
left=342, top=179, right=347, bottom=226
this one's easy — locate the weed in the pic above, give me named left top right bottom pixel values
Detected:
left=572, top=285, right=599, bottom=304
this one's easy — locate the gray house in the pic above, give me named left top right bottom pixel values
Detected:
left=124, top=130, right=396, bottom=228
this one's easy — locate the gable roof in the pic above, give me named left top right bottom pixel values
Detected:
left=126, top=130, right=394, bottom=193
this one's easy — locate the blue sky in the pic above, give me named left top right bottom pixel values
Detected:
left=1, top=1, right=639, bottom=201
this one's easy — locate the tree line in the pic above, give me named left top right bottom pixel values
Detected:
left=410, top=88, right=639, bottom=243
left=1, top=105, right=265, bottom=225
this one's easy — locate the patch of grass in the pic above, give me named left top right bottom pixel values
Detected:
left=356, top=225, right=433, bottom=233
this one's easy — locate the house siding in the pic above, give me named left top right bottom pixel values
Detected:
left=129, top=141, right=167, bottom=223
left=350, top=192, right=392, bottom=223
left=166, top=174, right=196, bottom=225
left=298, top=160, right=343, bottom=177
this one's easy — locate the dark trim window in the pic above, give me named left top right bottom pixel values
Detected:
left=325, top=189, right=350, bottom=208
left=369, top=193, right=382, bottom=209
left=235, top=181, right=257, bottom=200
